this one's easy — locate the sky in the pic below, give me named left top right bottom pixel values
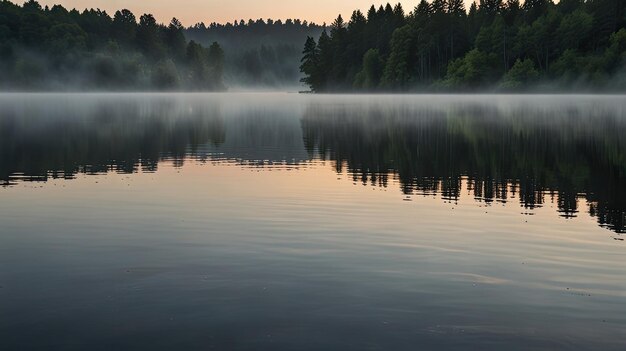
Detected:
left=34, top=0, right=437, bottom=26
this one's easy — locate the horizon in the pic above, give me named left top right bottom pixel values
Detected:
left=29, top=0, right=466, bottom=26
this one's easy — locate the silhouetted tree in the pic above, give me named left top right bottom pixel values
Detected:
left=300, top=1, right=626, bottom=91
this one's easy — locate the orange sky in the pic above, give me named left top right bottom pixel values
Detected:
left=33, top=0, right=460, bottom=26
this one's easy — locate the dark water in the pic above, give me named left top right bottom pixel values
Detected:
left=1, top=93, right=625, bottom=350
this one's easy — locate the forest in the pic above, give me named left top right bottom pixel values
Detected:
left=2, top=0, right=624, bottom=91
left=300, top=0, right=626, bottom=91
left=0, top=0, right=323, bottom=90
left=0, top=0, right=225, bottom=90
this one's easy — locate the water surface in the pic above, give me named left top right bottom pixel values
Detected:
left=1, top=93, right=625, bottom=350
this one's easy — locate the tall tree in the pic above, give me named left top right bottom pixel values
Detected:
left=300, top=36, right=320, bottom=90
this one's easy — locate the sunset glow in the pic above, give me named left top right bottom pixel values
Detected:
left=35, top=0, right=449, bottom=25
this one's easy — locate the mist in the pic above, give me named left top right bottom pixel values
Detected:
left=185, top=19, right=323, bottom=90
left=0, top=1, right=226, bottom=91
left=0, top=1, right=326, bottom=91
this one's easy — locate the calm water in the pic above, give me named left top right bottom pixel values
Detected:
left=1, top=93, right=625, bottom=350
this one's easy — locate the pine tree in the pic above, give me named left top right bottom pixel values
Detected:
left=300, top=36, right=319, bottom=90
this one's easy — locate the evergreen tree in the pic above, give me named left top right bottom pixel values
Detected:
left=300, top=0, right=626, bottom=92
left=0, top=1, right=226, bottom=90
left=300, top=36, right=320, bottom=90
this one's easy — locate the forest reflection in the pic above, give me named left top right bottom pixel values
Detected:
left=0, top=97, right=226, bottom=180
left=301, top=100, right=626, bottom=234
left=1, top=95, right=625, bottom=234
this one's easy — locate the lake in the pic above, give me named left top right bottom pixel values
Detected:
left=1, top=93, right=625, bottom=350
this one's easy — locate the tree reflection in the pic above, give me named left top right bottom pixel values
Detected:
left=1, top=96, right=625, bottom=234
left=301, top=101, right=626, bottom=234
left=0, top=97, right=225, bottom=183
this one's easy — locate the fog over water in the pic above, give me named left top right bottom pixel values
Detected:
left=1, top=93, right=625, bottom=350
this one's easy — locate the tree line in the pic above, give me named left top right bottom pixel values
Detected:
left=0, top=0, right=225, bottom=90
left=300, top=0, right=626, bottom=91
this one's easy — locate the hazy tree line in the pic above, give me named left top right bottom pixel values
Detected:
left=0, top=0, right=225, bottom=90
left=236, top=44, right=303, bottom=86
left=300, top=0, right=626, bottom=91
left=186, top=18, right=323, bottom=87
